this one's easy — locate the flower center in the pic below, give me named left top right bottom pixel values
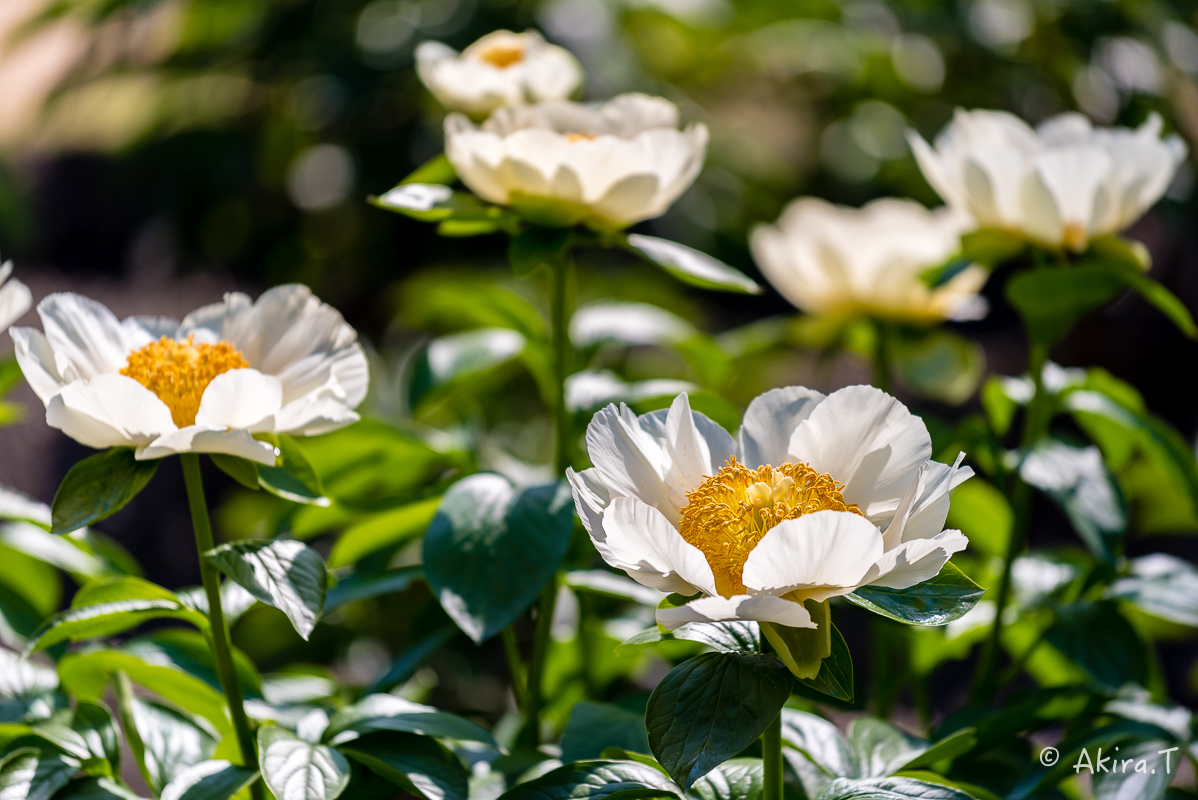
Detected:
left=120, top=336, right=249, bottom=427
left=677, top=458, right=860, bottom=597
left=478, top=43, right=525, bottom=68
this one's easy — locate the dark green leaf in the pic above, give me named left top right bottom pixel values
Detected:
left=625, top=235, right=761, bottom=295
left=23, top=577, right=206, bottom=655
left=71, top=701, right=120, bottom=776
left=324, top=694, right=496, bottom=748
left=339, top=731, right=469, bottom=800
left=495, top=760, right=679, bottom=800
left=646, top=652, right=791, bottom=789
left=618, top=622, right=760, bottom=655
left=400, top=154, right=457, bottom=186
left=51, top=449, right=159, bottom=534
left=327, top=498, right=440, bottom=568
left=259, top=437, right=328, bottom=506
left=0, top=748, right=77, bottom=800
left=371, top=184, right=508, bottom=226
left=847, top=564, right=985, bottom=626
left=1005, top=265, right=1125, bottom=346
left=1091, top=739, right=1173, bottom=800
left=160, top=760, right=259, bottom=800
left=687, top=759, right=763, bottom=800
left=409, top=329, right=526, bottom=409
left=1019, top=441, right=1124, bottom=563
left=1090, top=261, right=1196, bottom=339
left=816, top=776, right=978, bottom=799
left=324, top=566, right=422, bottom=613
left=119, top=694, right=216, bottom=794
left=48, top=777, right=145, bottom=799
left=422, top=475, right=574, bottom=643
left=1107, top=554, right=1198, bottom=627
left=209, top=455, right=259, bottom=491
left=204, top=539, right=328, bottom=640
left=846, top=718, right=924, bottom=778
left=779, top=708, right=853, bottom=798
left=509, top=226, right=571, bottom=278
left=890, top=329, right=985, bottom=406
left=561, top=703, right=652, bottom=763
left=959, top=228, right=1025, bottom=267
left=1045, top=601, right=1148, bottom=689
left=260, top=727, right=350, bottom=800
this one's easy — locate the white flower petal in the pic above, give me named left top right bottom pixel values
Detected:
left=883, top=453, right=973, bottom=549
left=656, top=594, right=814, bottom=631
left=0, top=265, right=32, bottom=333
left=566, top=466, right=611, bottom=543
left=601, top=496, right=717, bottom=597
left=11, top=327, right=67, bottom=405
left=583, top=403, right=674, bottom=519
left=46, top=374, right=176, bottom=449
left=194, top=369, right=284, bottom=431
left=788, top=385, right=932, bottom=523
left=662, top=393, right=736, bottom=512
left=37, top=293, right=130, bottom=381
left=139, top=428, right=278, bottom=465
left=742, top=510, right=884, bottom=599
left=864, top=529, right=968, bottom=590
left=737, top=386, right=826, bottom=468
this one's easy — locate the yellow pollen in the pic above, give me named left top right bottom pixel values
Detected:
left=677, top=457, right=861, bottom=597
left=120, top=336, right=249, bottom=427
left=1062, top=222, right=1088, bottom=252
left=479, top=44, right=525, bottom=68
left=565, top=132, right=597, bottom=142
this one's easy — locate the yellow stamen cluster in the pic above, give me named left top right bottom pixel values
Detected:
left=120, top=336, right=249, bottom=428
left=677, top=458, right=860, bottom=597
left=479, top=44, right=525, bottom=68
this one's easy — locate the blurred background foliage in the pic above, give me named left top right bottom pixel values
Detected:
left=2, top=0, right=1198, bottom=772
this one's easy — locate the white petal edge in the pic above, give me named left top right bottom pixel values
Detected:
left=194, top=369, right=284, bottom=431
left=737, top=386, right=826, bottom=469
left=863, top=529, right=969, bottom=590
left=742, top=510, right=884, bottom=598
left=138, top=428, right=278, bottom=465
left=656, top=594, right=814, bottom=631
left=46, top=374, right=176, bottom=449
left=601, top=496, right=717, bottom=597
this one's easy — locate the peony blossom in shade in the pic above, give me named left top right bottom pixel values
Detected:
left=567, top=386, right=971, bottom=640
left=11, top=285, right=368, bottom=465
left=0, top=261, right=32, bottom=333
left=751, top=197, right=987, bottom=324
left=416, top=30, right=583, bottom=117
left=444, top=93, right=708, bottom=230
left=908, top=109, right=1187, bottom=252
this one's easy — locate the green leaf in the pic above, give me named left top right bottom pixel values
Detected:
left=71, top=701, right=120, bottom=776
left=624, top=235, right=761, bottom=295
left=50, top=777, right=145, bottom=799
left=1085, top=235, right=1151, bottom=271
left=889, top=329, right=985, bottom=405
left=204, top=539, right=328, bottom=640
left=1107, top=554, right=1198, bottom=627
left=1005, top=265, right=1125, bottom=346
left=1090, top=260, right=1196, bottom=339
left=324, top=694, right=496, bottom=747
left=51, top=449, right=159, bottom=534
left=0, top=748, right=77, bottom=800
left=339, top=731, right=469, bottom=800
left=119, top=694, right=216, bottom=794
left=259, top=727, right=350, bottom=800
left=494, top=760, right=680, bottom=800
left=1019, top=441, right=1124, bottom=563
left=23, top=577, right=206, bottom=655
left=509, top=226, right=571, bottom=278
left=371, top=184, right=509, bottom=226
left=367, top=625, right=457, bottom=693
left=422, top=475, right=574, bottom=643
left=779, top=708, right=853, bottom=798
left=324, top=566, right=422, bottom=613
left=327, top=497, right=440, bottom=568
left=259, top=437, right=328, bottom=506
left=1090, top=739, right=1173, bottom=800
left=847, top=564, right=985, bottom=626
left=792, top=624, right=854, bottom=703
left=687, top=759, right=763, bottom=800
left=160, top=760, right=260, bottom=800
left=1044, top=601, right=1148, bottom=689
left=958, top=228, right=1025, bottom=267
left=400, top=154, right=457, bottom=186
left=409, top=329, right=526, bottom=409
left=561, top=703, right=652, bottom=763
left=0, top=649, right=58, bottom=701
left=645, top=652, right=791, bottom=789
left=618, top=621, right=760, bottom=655
left=760, top=614, right=828, bottom=681
left=209, top=455, right=259, bottom=491
left=815, top=776, right=978, bottom=799
left=846, top=718, right=924, bottom=778
left=943, top=481, right=1010, bottom=561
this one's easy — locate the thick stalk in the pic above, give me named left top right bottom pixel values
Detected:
left=520, top=253, right=573, bottom=748
left=762, top=708, right=784, bottom=800
left=972, top=342, right=1049, bottom=700
left=502, top=627, right=527, bottom=707
left=181, top=454, right=264, bottom=799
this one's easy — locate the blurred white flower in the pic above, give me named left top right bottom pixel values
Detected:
left=909, top=109, right=1187, bottom=252
left=416, top=30, right=583, bottom=117
left=567, top=386, right=970, bottom=649
left=445, top=93, right=707, bottom=230
left=12, top=285, right=368, bottom=465
left=751, top=197, right=987, bottom=324
left=0, top=261, right=32, bottom=333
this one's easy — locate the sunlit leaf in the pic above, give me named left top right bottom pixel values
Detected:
left=204, top=539, right=328, bottom=640
left=51, top=449, right=158, bottom=534
left=259, top=727, right=349, bottom=800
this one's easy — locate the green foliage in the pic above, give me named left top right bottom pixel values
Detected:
left=848, top=564, right=985, bottom=626
left=50, top=449, right=159, bottom=534
left=204, top=539, right=328, bottom=639
left=259, top=727, right=351, bottom=800
left=623, top=235, right=761, bottom=295
left=495, top=760, right=679, bottom=800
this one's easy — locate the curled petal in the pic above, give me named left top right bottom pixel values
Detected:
left=656, top=594, right=814, bottom=631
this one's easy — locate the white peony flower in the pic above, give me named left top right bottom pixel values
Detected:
left=908, top=109, right=1187, bottom=252
left=444, top=93, right=708, bottom=230
left=0, top=261, right=32, bottom=333
left=751, top=198, right=987, bottom=324
left=11, top=285, right=368, bottom=465
left=567, top=386, right=971, bottom=644
left=416, top=30, right=583, bottom=117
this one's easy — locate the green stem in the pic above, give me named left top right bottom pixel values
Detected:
left=762, top=708, right=783, bottom=800
left=502, top=627, right=527, bottom=707
left=519, top=251, right=573, bottom=748
left=973, top=341, right=1050, bottom=700
left=180, top=454, right=264, bottom=799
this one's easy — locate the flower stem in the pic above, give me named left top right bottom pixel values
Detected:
left=519, top=249, right=574, bottom=748
left=762, top=707, right=784, bottom=800
left=502, top=626, right=527, bottom=707
left=973, top=341, right=1049, bottom=700
left=180, top=453, right=264, bottom=799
